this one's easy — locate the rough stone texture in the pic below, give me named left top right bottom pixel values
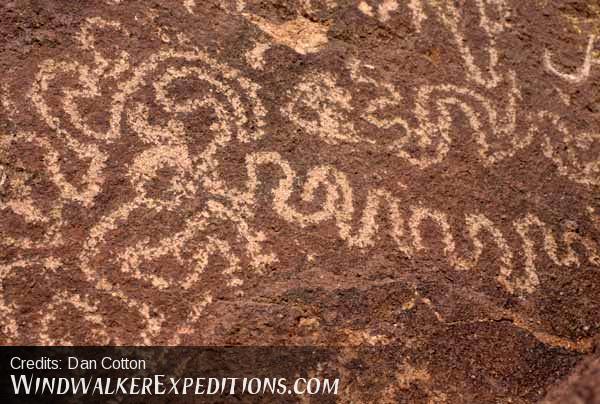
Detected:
left=0, top=0, right=599, bottom=402
left=541, top=354, right=600, bottom=404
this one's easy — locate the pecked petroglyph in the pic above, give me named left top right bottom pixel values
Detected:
left=348, top=59, right=529, bottom=167
left=544, top=35, right=600, bottom=84
left=0, top=1, right=599, bottom=360
left=245, top=41, right=270, bottom=70
left=282, top=57, right=599, bottom=186
left=242, top=152, right=600, bottom=295
left=359, top=0, right=510, bottom=89
left=282, top=71, right=372, bottom=145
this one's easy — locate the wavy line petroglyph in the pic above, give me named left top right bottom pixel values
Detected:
left=243, top=152, right=600, bottom=295
left=268, top=0, right=598, bottom=184
left=351, top=60, right=528, bottom=167
left=282, top=58, right=530, bottom=168
left=282, top=54, right=599, bottom=185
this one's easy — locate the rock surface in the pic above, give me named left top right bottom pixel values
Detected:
left=1, top=0, right=599, bottom=402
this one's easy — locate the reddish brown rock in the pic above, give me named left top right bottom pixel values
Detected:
left=1, top=0, right=599, bottom=402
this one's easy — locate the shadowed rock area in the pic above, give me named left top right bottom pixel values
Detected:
left=541, top=353, right=600, bottom=403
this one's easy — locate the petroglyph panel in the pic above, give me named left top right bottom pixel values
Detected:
left=0, top=0, right=599, bottom=401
